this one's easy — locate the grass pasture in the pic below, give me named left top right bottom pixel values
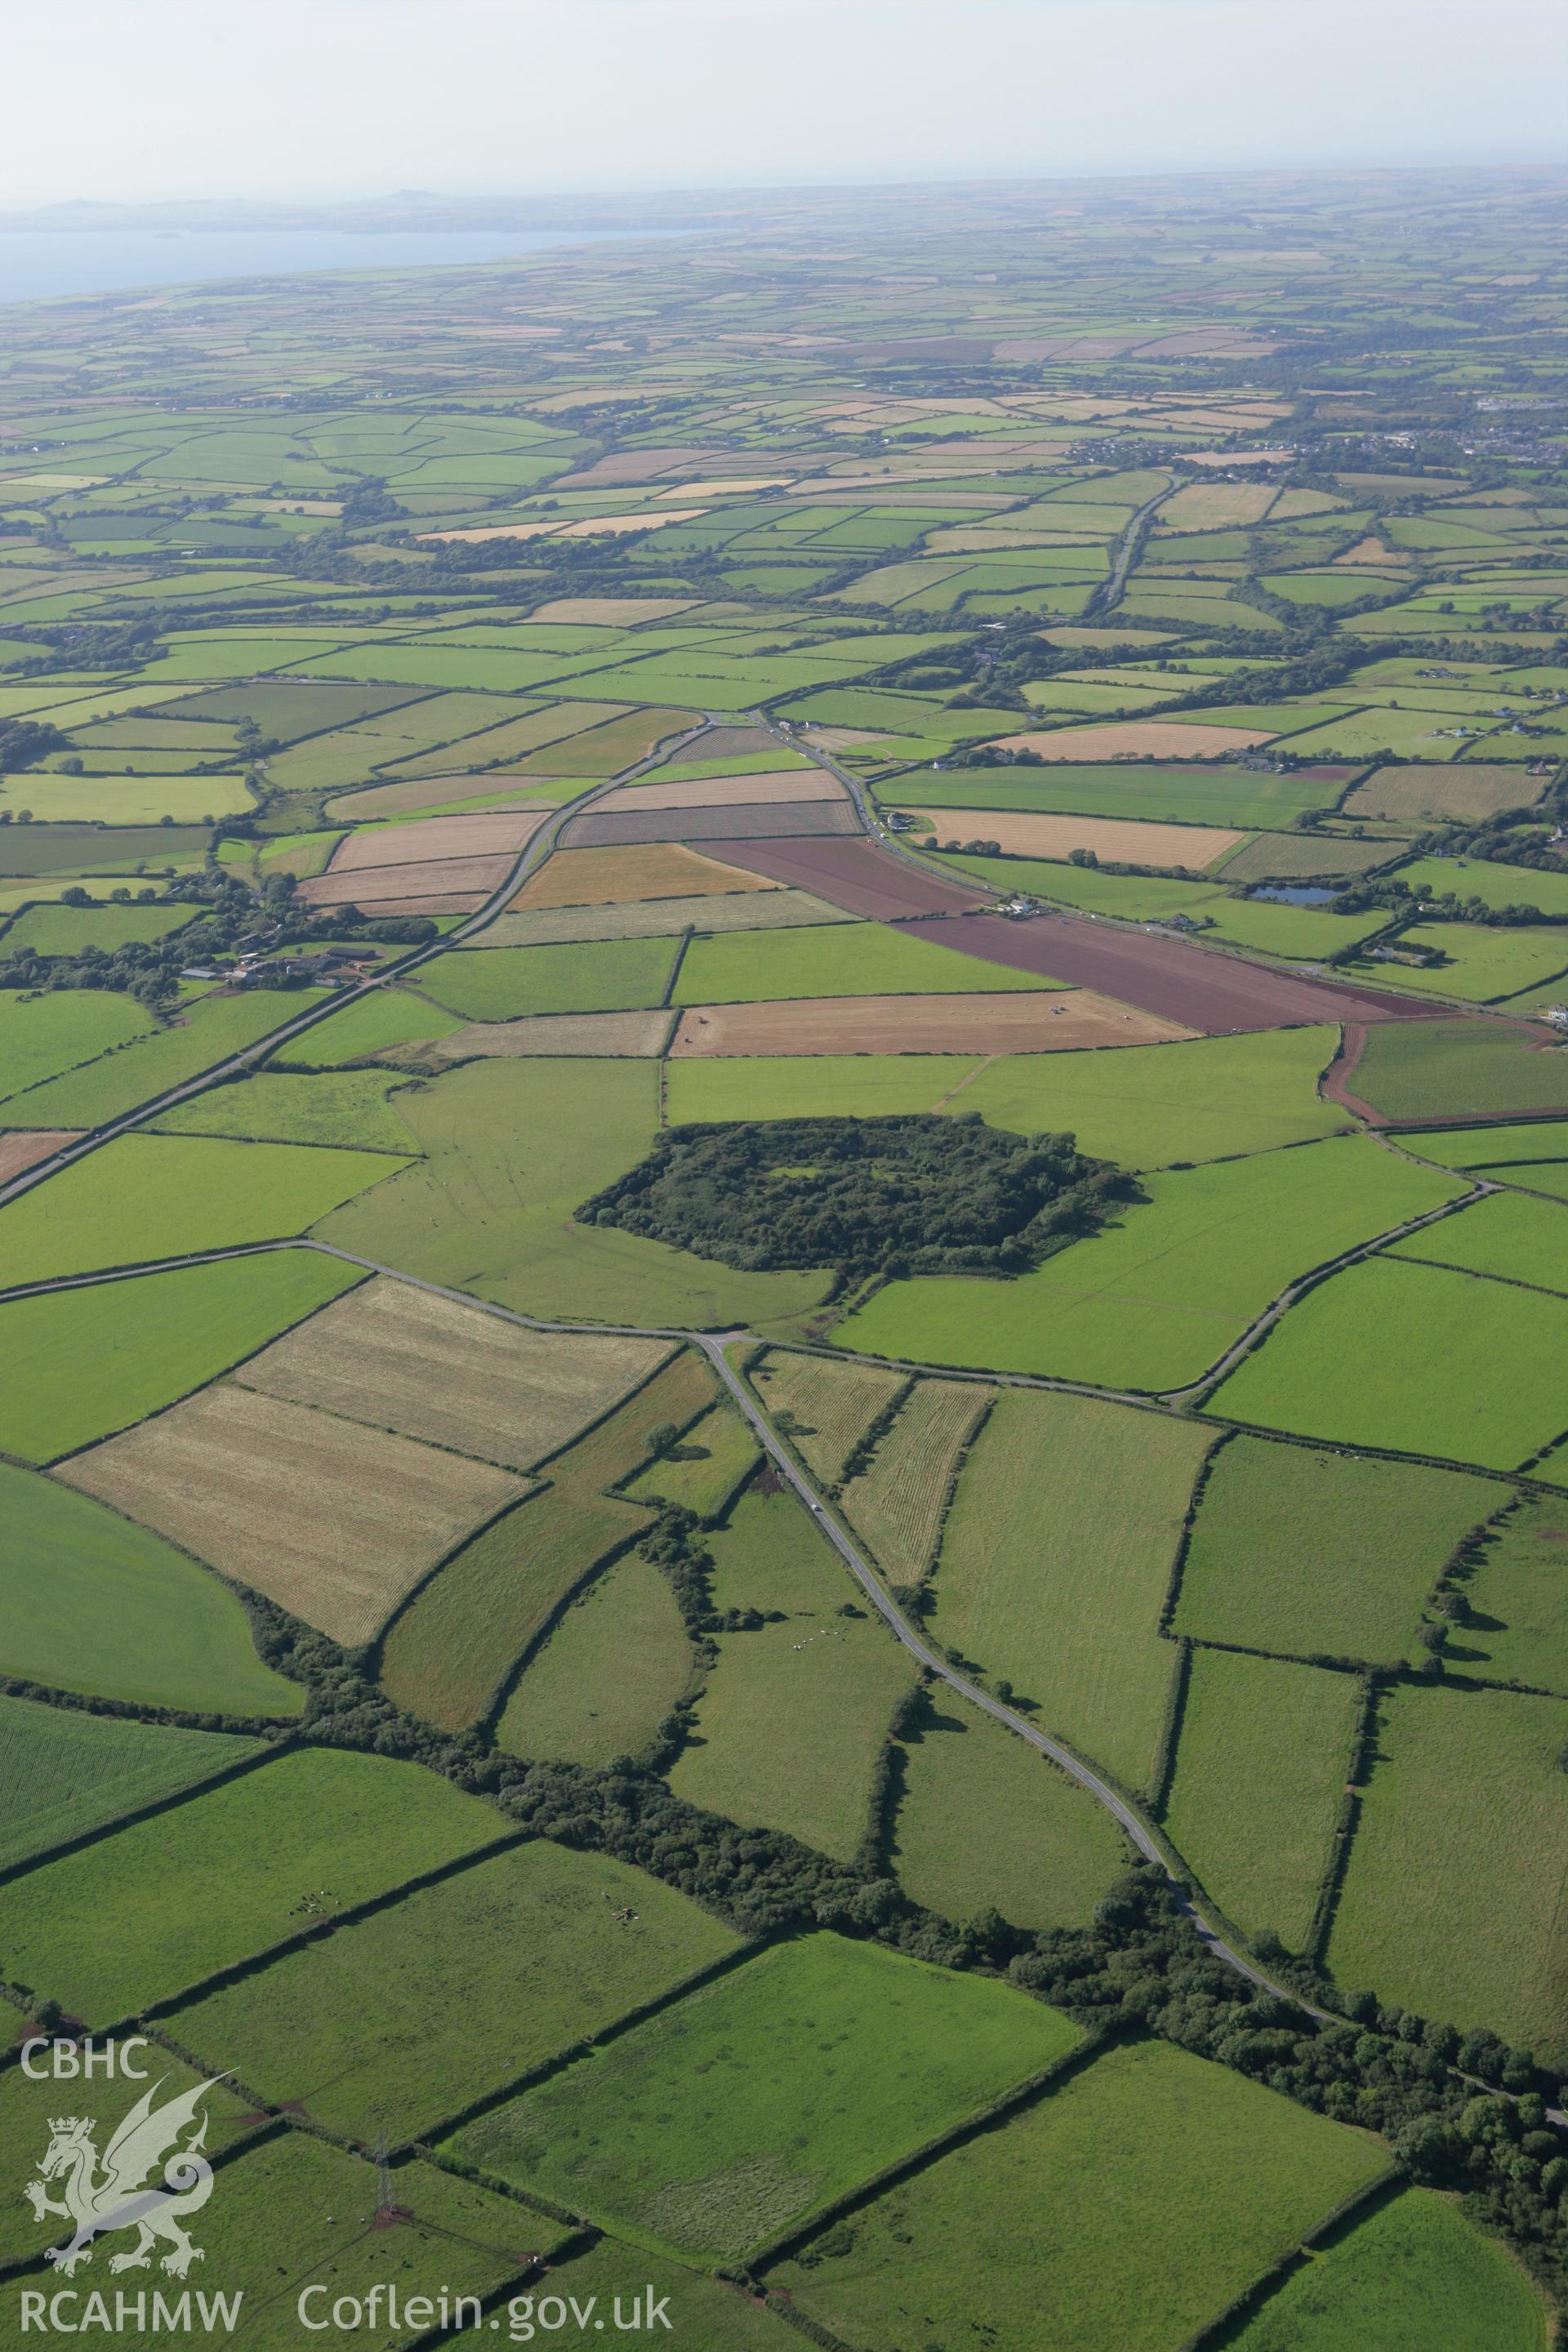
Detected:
left=1343, top=764, right=1546, bottom=824
left=230, top=1274, right=671, bottom=1472
left=1172, top=1437, right=1497, bottom=1664
left=148, top=1068, right=420, bottom=1150
left=768, top=2040, right=1389, bottom=2352
left=0, top=990, right=154, bottom=1106
left=1358, top=924, right=1568, bottom=1005
left=0, top=1746, right=496, bottom=2022
left=276, top=986, right=466, bottom=1067
left=623, top=1401, right=760, bottom=1517
left=674, top=921, right=1062, bottom=1004
left=0, top=991, right=333, bottom=1130
left=415, top=935, right=679, bottom=1021
left=1388, top=1188, right=1568, bottom=1296
left=1163, top=1649, right=1360, bottom=1949
left=0, top=901, right=193, bottom=956
left=1349, top=1022, right=1568, bottom=1122
left=1210, top=1257, right=1568, bottom=1468
left=0, top=1695, right=261, bottom=1874
left=892, top=1699, right=1125, bottom=1931
left=1230, top=2186, right=1549, bottom=2352
left=840, top=1376, right=990, bottom=1584
left=837, top=1138, right=1460, bottom=1392
left=449, top=1934, right=1080, bottom=2263
left=381, top=1348, right=715, bottom=1731
left=0, top=1132, right=403, bottom=1287
left=173, top=1839, right=737, bottom=2142
left=669, top=1054, right=983, bottom=1128
left=59, top=1382, right=531, bottom=1646
left=0, top=1248, right=362, bottom=1463
left=498, top=1551, right=694, bottom=1766
left=1328, top=1683, right=1568, bottom=2063
left=929, top=1389, right=1212, bottom=1791
left=670, top=1487, right=915, bottom=1857
left=1457, top=1496, right=1568, bottom=1693
left=751, top=1349, right=909, bottom=1481
left=0, top=1459, right=303, bottom=1717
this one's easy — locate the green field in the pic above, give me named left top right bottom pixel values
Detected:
left=1172, top=1437, right=1498, bottom=1664
left=0, top=1249, right=362, bottom=1461
left=0, top=1461, right=304, bottom=1717
left=622, top=1401, right=760, bottom=1517
left=384, top=1350, right=713, bottom=1731
left=527, top=2240, right=803, bottom=2352
left=0, top=1746, right=497, bottom=2023
left=0, top=989, right=155, bottom=1105
left=0, top=1695, right=261, bottom=1873
left=1350, top=1022, right=1568, bottom=1122
left=892, top=1699, right=1126, bottom=1931
left=1328, top=1683, right=1568, bottom=2063
left=416, top=935, right=679, bottom=1020
left=1163, top=1648, right=1360, bottom=1949
left=669, top=1487, right=915, bottom=1858
left=667, top=1054, right=984, bottom=1126
left=928, top=1389, right=1211, bottom=1790
left=1354, top=925, right=1568, bottom=1004
left=172, top=1838, right=737, bottom=2141
left=1230, top=2186, right=1549, bottom=2352
left=0, top=1132, right=406, bottom=1286
left=1396, top=857, right=1568, bottom=918
left=883, top=760, right=1330, bottom=831
left=1399, top=1117, right=1568, bottom=1174
left=0, top=901, right=194, bottom=956
left=314, top=1057, right=828, bottom=1329
left=1209, top=1258, right=1568, bottom=1469
left=1389, top=1188, right=1568, bottom=1295
left=0, top=990, right=332, bottom=1129
left=149, top=1068, right=421, bottom=1150
left=497, top=1551, right=694, bottom=1766
left=674, top=921, right=1062, bottom=1004
left=837, top=1137, right=1460, bottom=1390
left=448, top=1934, right=1080, bottom=2262
left=958, top=1025, right=1346, bottom=1167
left=1457, top=1496, right=1568, bottom=1692
left=276, top=985, right=466, bottom=1067
left=767, top=2040, right=1389, bottom=2352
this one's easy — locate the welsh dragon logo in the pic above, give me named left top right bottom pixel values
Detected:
left=24, top=2076, right=219, bottom=2278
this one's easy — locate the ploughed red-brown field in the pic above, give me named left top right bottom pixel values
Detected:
left=562, top=800, right=861, bottom=849
left=703, top=835, right=987, bottom=920
left=670, top=990, right=1193, bottom=1057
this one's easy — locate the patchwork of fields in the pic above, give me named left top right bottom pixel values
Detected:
left=1, top=170, right=1564, bottom=2350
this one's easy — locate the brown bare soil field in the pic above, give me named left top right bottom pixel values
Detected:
left=56, top=1384, right=528, bottom=1646
left=670, top=989, right=1192, bottom=1058
left=296, top=856, right=514, bottom=908
left=528, top=595, right=702, bottom=624
left=702, top=836, right=988, bottom=920
left=604, top=772, right=846, bottom=811
left=323, top=773, right=556, bottom=822
left=562, top=801, right=862, bottom=850
left=479, top=887, right=855, bottom=948
left=510, top=842, right=778, bottom=911
left=1342, top=764, right=1548, bottom=824
left=908, top=808, right=1242, bottom=871
left=327, top=812, right=546, bottom=872
left=0, top=1129, right=81, bottom=1182
left=991, top=721, right=1278, bottom=760
left=653, top=724, right=790, bottom=767
left=233, top=1277, right=672, bottom=1472
left=1156, top=483, right=1279, bottom=529
left=420, top=1009, right=675, bottom=1061
left=550, top=450, right=715, bottom=490
left=896, top=910, right=1446, bottom=1035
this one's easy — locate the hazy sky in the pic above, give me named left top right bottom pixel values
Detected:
left=6, top=0, right=1566, bottom=208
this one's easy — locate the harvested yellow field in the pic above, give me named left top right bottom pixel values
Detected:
left=670, top=991, right=1191, bottom=1057
left=421, top=1009, right=674, bottom=1060
left=510, top=841, right=779, bottom=911
left=0, top=1130, right=80, bottom=1183
left=327, top=811, right=546, bottom=871
left=56, top=1384, right=529, bottom=1645
left=1156, top=482, right=1279, bottom=529
left=751, top=1350, right=906, bottom=1482
left=906, top=808, right=1241, bottom=871
left=231, top=1276, right=673, bottom=1470
left=841, top=1378, right=992, bottom=1585
left=991, top=720, right=1276, bottom=760
left=553, top=510, right=706, bottom=539
left=296, top=857, right=513, bottom=907
left=1333, top=537, right=1410, bottom=568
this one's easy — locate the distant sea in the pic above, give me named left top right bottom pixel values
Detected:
left=0, top=225, right=688, bottom=305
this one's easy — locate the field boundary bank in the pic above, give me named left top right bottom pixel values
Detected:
left=415, top=1935, right=771, bottom=2153
left=1177, top=2167, right=1405, bottom=2352
left=0, top=1732, right=293, bottom=1897
left=0, top=2116, right=288, bottom=2286
left=1303, top=1673, right=1382, bottom=1968
left=749, top=2029, right=1110, bottom=2275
